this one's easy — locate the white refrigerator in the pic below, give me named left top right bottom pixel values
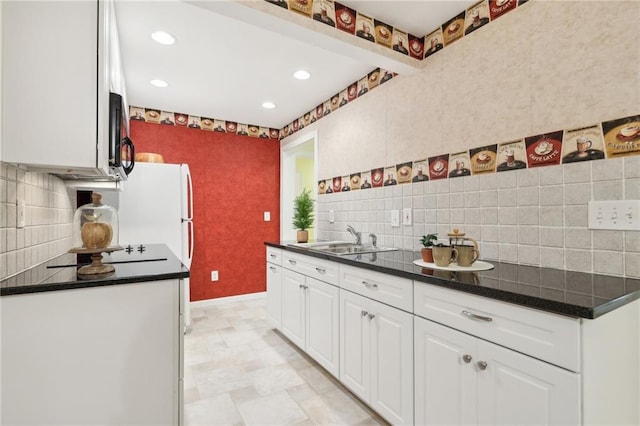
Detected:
left=103, top=162, right=194, bottom=327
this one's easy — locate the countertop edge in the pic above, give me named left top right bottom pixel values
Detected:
left=0, top=271, right=190, bottom=297
left=265, top=241, right=640, bottom=320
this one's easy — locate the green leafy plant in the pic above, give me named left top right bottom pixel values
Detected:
left=420, top=233, right=438, bottom=248
left=293, top=189, right=315, bottom=231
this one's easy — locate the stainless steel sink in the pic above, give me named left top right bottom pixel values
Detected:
left=304, top=241, right=398, bottom=256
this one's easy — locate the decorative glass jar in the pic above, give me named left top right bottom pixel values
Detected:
left=71, top=192, right=119, bottom=250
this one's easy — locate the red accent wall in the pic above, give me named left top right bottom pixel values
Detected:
left=130, top=121, right=280, bottom=301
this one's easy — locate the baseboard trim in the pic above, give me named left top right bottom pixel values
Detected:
left=190, top=291, right=266, bottom=308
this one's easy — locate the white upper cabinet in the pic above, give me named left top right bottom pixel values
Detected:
left=1, top=0, right=125, bottom=178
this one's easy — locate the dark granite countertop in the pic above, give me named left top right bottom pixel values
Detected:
left=1, top=244, right=189, bottom=296
left=266, top=241, right=640, bottom=319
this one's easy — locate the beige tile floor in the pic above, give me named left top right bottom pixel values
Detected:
left=184, top=297, right=389, bottom=426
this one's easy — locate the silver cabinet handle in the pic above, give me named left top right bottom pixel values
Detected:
left=477, top=361, right=488, bottom=370
left=462, top=310, right=493, bottom=322
left=270, top=253, right=277, bottom=258
left=462, top=354, right=472, bottom=364
left=362, top=280, right=378, bottom=288
left=269, top=266, right=277, bottom=272
left=361, top=310, right=368, bottom=317
left=288, top=259, right=297, bottom=265
left=315, top=267, right=326, bottom=274
left=368, top=313, right=375, bottom=320
left=299, top=284, right=304, bottom=289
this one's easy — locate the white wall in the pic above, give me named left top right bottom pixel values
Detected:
left=283, top=1, right=640, bottom=277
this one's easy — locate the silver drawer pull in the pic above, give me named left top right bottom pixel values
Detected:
left=288, top=259, right=297, bottom=265
left=361, top=310, right=368, bottom=317
left=270, top=253, right=277, bottom=258
left=462, top=354, right=472, bottom=364
left=462, top=310, right=493, bottom=322
left=315, top=267, right=326, bottom=274
left=269, top=266, right=277, bottom=272
left=362, top=280, right=378, bottom=288
left=368, top=313, right=375, bottom=320
left=477, top=361, right=488, bottom=370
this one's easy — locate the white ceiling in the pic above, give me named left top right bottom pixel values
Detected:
left=115, top=0, right=475, bottom=129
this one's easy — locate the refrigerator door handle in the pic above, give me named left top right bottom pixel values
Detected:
left=188, top=220, right=194, bottom=264
left=185, top=167, right=193, bottom=221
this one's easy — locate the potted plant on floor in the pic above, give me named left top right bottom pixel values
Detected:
left=420, top=233, right=438, bottom=263
left=293, top=189, right=314, bottom=243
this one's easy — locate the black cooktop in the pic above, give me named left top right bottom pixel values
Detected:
left=267, top=242, right=640, bottom=319
left=1, top=244, right=189, bottom=296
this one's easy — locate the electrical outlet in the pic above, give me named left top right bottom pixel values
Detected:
left=211, top=270, right=219, bottom=281
left=391, top=209, right=400, bottom=227
left=588, top=200, right=640, bottom=230
left=264, top=211, right=270, bottom=221
left=329, top=210, right=335, bottom=223
left=403, top=208, right=412, bottom=225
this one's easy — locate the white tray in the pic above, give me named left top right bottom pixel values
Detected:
left=413, top=259, right=494, bottom=272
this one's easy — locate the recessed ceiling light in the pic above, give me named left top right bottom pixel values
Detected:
left=262, top=101, right=276, bottom=109
left=293, top=70, right=311, bottom=80
left=151, top=31, right=175, bottom=45
left=150, top=79, right=168, bottom=88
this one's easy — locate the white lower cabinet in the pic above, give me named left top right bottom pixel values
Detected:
left=414, top=316, right=580, bottom=426
left=1, top=279, right=183, bottom=425
left=281, top=269, right=340, bottom=377
left=340, top=289, right=414, bottom=425
left=266, top=262, right=282, bottom=328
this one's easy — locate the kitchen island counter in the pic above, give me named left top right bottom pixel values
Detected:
left=266, top=241, right=640, bottom=319
left=0, top=243, right=189, bottom=296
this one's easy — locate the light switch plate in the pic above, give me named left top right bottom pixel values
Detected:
left=211, top=271, right=219, bottom=281
left=391, top=209, right=400, bottom=227
left=402, top=208, right=412, bottom=225
left=17, top=200, right=26, bottom=228
left=264, top=211, right=270, bottom=221
left=588, top=200, right=640, bottom=230
left=329, top=210, right=335, bottom=223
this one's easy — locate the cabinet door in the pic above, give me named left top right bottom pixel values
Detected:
left=369, top=300, right=414, bottom=425
left=305, top=277, right=340, bottom=378
left=414, top=317, right=477, bottom=426
left=340, top=289, right=371, bottom=401
left=477, top=340, right=580, bottom=426
left=2, top=1, right=102, bottom=172
left=281, top=269, right=306, bottom=349
left=266, top=263, right=282, bottom=329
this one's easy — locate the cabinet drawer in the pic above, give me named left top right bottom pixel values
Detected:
left=266, top=247, right=282, bottom=266
left=339, top=265, right=413, bottom=312
left=414, top=284, right=580, bottom=372
left=282, top=252, right=339, bottom=286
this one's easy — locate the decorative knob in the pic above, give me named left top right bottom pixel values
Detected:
left=361, top=311, right=368, bottom=317
left=462, top=354, right=472, bottom=364
left=477, top=361, right=488, bottom=370
left=368, top=313, right=375, bottom=320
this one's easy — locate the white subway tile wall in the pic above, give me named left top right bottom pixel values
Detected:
left=0, top=163, right=76, bottom=281
left=317, top=158, right=640, bottom=278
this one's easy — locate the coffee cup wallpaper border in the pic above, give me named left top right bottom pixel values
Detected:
left=130, top=65, right=399, bottom=142
left=265, top=0, right=530, bottom=61
left=317, top=113, right=640, bottom=195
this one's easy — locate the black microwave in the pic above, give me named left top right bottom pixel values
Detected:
left=109, top=92, right=135, bottom=178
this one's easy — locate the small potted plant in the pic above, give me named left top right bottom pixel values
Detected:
left=293, top=189, right=314, bottom=243
left=420, top=233, right=438, bottom=263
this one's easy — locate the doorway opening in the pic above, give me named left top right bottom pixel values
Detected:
left=281, top=130, right=317, bottom=242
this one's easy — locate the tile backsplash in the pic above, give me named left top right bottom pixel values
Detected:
left=317, top=156, right=640, bottom=278
left=0, top=163, right=76, bottom=281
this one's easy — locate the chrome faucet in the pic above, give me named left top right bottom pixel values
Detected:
left=347, top=225, right=362, bottom=245
left=369, top=233, right=377, bottom=248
